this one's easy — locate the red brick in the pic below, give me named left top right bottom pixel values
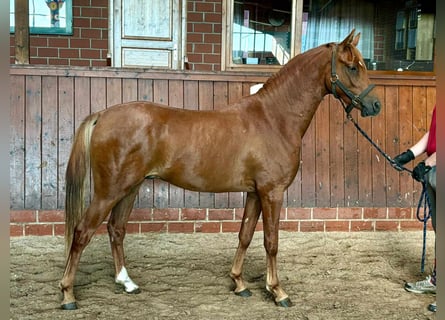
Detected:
left=188, top=33, right=204, bottom=43
left=81, top=28, right=102, bottom=39
left=10, top=210, right=37, bottom=223
left=193, top=23, right=213, bottom=33
left=234, top=208, right=245, bottom=220
left=351, top=221, right=374, bottom=231
left=287, top=208, right=311, bottom=220
left=400, top=221, right=424, bottom=231
left=196, top=2, right=215, bottom=12
left=338, top=207, right=362, bottom=219
left=29, top=37, right=48, bottom=47
left=129, top=208, right=152, bottom=221
left=73, top=17, right=91, bottom=28
left=300, top=221, right=324, bottom=232
left=203, top=54, right=221, bottom=64
left=70, top=39, right=91, bottom=49
left=388, top=207, right=412, bottom=219
left=54, top=224, right=65, bottom=236
left=37, top=47, right=59, bottom=57
left=168, top=222, right=194, bottom=233
left=141, top=223, right=167, bottom=233
left=325, top=221, right=350, bottom=232
left=204, top=13, right=221, bottom=23
left=81, top=49, right=102, bottom=59
left=194, top=43, right=213, bottom=54
left=30, top=58, right=48, bottom=64
left=199, top=222, right=221, bottom=233
left=49, top=59, right=69, bottom=65
left=187, top=53, right=203, bottom=63
left=25, top=224, right=53, bottom=236
left=222, top=221, right=241, bottom=232
left=208, top=209, right=233, bottom=220
left=313, top=208, right=336, bottom=219
left=364, top=208, right=387, bottom=219
left=192, top=63, right=213, bottom=71
left=188, top=12, right=204, bottom=22
left=10, top=225, right=24, bottom=237
left=182, top=208, right=206, bottom=221
left=279, top=221, right=298, bottom=231
left=81, top=7, right=102, bottom=17
left=91, top=39, right=108, bottom=50
left=375, top=221, right=399, bottom=231
left=213, top=23, right=222, bottom=33
left=124, top=223, right=140, bottom=234
left=39, top=210, right=64, bottom=222
left=153, top=208, right=179, bottom=221
left=70, top=59, right=91, bottom=66
left=95, top=224, right=108, bottom=235
left=204, top=33, right=221, bottom=44
left=91, top=60, right=107, bottom=67
left=48, top=38, right=69, bottom=48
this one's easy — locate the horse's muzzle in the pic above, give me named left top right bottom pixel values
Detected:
left=361, top=99, right=381, bottom=117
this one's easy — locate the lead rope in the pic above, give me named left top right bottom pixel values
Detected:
left=339, top=101, right=431, bottom=273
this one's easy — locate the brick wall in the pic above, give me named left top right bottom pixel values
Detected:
left=9, top=0, right=223, bottom=70
left=10, top=0, right=109, bottom=67
left=10, top=207, right=430, bottom=236
left=186, top=0, right=222, bottom=71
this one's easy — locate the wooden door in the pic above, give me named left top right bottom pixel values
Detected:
left=111, top=0, right=183, bottom=69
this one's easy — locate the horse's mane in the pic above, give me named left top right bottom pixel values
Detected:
left=258, top=42, right=334, bottom=98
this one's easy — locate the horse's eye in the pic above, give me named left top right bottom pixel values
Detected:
left=349, top=66, right=358, bottom=72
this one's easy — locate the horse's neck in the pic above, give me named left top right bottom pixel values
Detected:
left=258, top=47, right=331, bottom=136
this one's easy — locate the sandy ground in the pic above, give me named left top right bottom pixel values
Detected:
left=10, top=231, right=436, bottom=320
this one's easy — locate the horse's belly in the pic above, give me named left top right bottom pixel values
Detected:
left=148, top=169, right=256, bottom=193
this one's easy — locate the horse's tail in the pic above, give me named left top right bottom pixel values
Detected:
left=64, top=113, right=100, bottom=257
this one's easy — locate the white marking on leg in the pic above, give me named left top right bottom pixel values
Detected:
left=116, top=266, right=139, bottom=293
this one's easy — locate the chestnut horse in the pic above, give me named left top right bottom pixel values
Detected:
left=60, top=30, right=381, bottom=309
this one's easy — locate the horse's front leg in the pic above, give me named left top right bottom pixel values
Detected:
left=260, top=190, right=292, bottom=307
left=230, top=192, right=262, bottom=297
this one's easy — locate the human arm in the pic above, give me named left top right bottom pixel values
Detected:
left=392, top=131, right=430, bottom=169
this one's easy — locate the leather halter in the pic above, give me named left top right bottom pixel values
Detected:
left=330, top=45, right=375, bottom=114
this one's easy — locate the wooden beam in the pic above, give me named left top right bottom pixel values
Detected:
left=14, top=0, right=29, bottom=64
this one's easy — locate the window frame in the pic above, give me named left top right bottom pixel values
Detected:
left=222, top=0, right=435, bottom=75
left=10, top=0, right=73, bottom=35
left=222, top=0, right=303, bottom=72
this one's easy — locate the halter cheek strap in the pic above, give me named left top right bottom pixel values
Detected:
left=330, top=46, right=375, bottom=114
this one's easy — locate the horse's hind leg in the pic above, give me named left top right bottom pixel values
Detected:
left=230, top=192, right=262, bottom=297
left=107, top=185, right=141, bottom=294
left=60, top=197, right=116, bottom=309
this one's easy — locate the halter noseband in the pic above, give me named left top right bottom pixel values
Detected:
left=330, top=45, right=375, bottom=114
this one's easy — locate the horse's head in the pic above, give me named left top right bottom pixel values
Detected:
left=328, top=29, right=381, bottom=117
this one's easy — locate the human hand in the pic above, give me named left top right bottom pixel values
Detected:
left=412, top=161, right=432, bottom=182
left=392, top=149, right=415, bottom=171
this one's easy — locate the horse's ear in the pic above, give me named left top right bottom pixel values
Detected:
left=340, top=29, right=356, bottom=47
left=352, top=32, right=361, bottom=47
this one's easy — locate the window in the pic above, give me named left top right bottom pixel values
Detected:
left=222, top=0, right=302, bottom=71
left=223, top=0, right=435, bottom=72
left=10, top=0, right=73, bottom=35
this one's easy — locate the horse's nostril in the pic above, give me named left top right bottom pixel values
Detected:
left=373, top=101, right=381, bottom=112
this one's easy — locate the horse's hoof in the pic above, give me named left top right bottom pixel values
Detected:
left=276, top=297, right=292, bottom=308
left=115, top=283, right=141, bottom=294
left=127, top=287, right=141, bottom=294
left=61, top=302, right=78, bottom=310
left=235, top=288, right=252, bottom=297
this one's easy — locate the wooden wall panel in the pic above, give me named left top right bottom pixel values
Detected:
left=25, top=76, right=42, bottom=208
left=41, top=76, right=58, bottom=209
left=9, top=68, right=436, bottom=212
left=10, top=75, right=25, bottom=209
